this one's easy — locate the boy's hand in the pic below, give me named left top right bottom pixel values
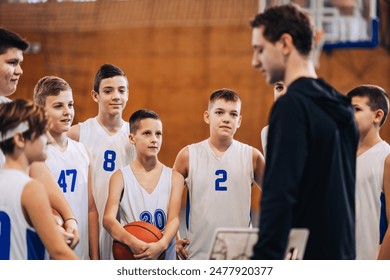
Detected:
left=63, top=219, right=79, bottom=248
left=176, top=238, right=190, bottom=260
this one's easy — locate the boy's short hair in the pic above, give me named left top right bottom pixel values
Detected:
left=0, top=28, right=29, bottom=55
left=347, top=84, right=389, bottom=127
left=249, top=4, right=313, bottom=56
left=0, top=99, right=48, bottom=155
left=129, top=109, right=161, bottom=134
left=209, top=88, right=241, bottom=109
left=93, top=64, right=128, bottom=93
left=33, top=76, right=72, bottom=107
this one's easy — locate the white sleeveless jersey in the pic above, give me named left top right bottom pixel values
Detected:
left=0, top=170, right=46, bottom=259
left=45, top=138, right=90, bottom=259
left=0, top=96, right=12, bottom=167
left=186, top=139, right=254, bottom=260
left=119, top=164, right=175, bottom=260
left=356, top=141, right=390, bottom=259
left=79, top=117, right=135, bottom=259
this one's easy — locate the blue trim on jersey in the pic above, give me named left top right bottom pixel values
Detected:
left=185, top=191, right=190, bottom=230
left=380, top=192, right=387, bottom=244
left=0, top=211, right=11, bottom=259
left=26, top=229, right=45, bottom=260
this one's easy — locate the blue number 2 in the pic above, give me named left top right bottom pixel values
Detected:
left=215, top=169, right=227, bottom=191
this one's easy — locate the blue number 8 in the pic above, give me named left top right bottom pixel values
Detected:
left=103, top=150, right=116, bottom=172
left=215, top=169, right=227, bottom=191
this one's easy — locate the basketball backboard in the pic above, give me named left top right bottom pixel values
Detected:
left=258, top=0, right=379, bottom=49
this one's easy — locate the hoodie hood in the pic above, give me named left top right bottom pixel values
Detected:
left=288, top=77, right=355, bottom=128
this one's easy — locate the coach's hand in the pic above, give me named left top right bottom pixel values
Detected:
left=176, top=238, right=190, bottom=260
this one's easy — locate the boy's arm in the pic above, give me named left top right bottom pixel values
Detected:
left=135, top=171, right=185, bottom=260
left=172, top=147, right=190, bottom=259
left=67, top=123, right=81, bottom=142
left=85, top=146, right=99, bottom=259
left=22, top=180, right=78, bottom=260
left=378, top=154, right=390, bottom=259
left=29, top=161, right=79, bottom=248
left=172, top=147, right=189, bottom=179
left=252, top=147, right=265, bottom=190
left=103, top=169, right=147, bottom=255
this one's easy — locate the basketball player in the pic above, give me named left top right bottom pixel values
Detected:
left=173, top=88, right=265, bottom=260
left=260, top=81, right=287, bottom=157
left=103, top=109, right=184, bottom=260
left=33, top=76, right=99, bottom=259
left=250, top=4, right=357, bottom=259
left=0, top=99, right=78, bottom=259
left=68, top=64, right=136, bottom=259
left=347, top=85, right=390, bottom=259
left=0, top=27, right=79, bottom=247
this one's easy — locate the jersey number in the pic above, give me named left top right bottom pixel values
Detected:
left=58, top=169, right=77, bottom=193
left=103, top=150, right=116, bottom=172
left=0, top=211, right=11, bottom=259
left=139, top=209, right=166, bottom=231
left=215, top=169, right=227, bottom=191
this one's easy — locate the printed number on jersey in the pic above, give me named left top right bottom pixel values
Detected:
left=139, top=209, right=166, bottom=231
left=58, top=169, right=77, bottom=193
left=215, top=169, right=227, bottom=191
left=103, top=150, right=116, bottom=172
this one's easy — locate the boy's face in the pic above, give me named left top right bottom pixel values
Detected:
left=274, top=81, right=287, bottom=101
left=93, top=76, right=128, bottom=116
left=205, top=99, right=242, bottom=138
left=44, top=90, right=74, bottom=135
left=130, top=118, right=162, bottom=157
left=25, top=132, right=49, bottom=164
left=252, top=26, right=285, bottom=85
left=351, top=96, right=379, bottom=137
left=0, top=48, right=24, bottom=97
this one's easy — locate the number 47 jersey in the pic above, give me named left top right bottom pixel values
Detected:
left=186, top=139, right=254, bottom=260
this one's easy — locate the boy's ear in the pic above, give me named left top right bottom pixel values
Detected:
left=13, top=133, right=25, bottom=149
left=91, top=90, right=99, bottom=103
left=374, top=109, right=384, bottom=126
left=203, top=111, right=210, bottom=124
left=129, top=133, right=135, bottom=144
left=237, top=115, right=242, bottom=128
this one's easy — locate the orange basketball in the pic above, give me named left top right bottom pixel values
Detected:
left=112, top=221, right=165, bottom=260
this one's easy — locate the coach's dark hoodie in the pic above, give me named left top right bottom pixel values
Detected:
left=252, top=77, right=358, bottom=260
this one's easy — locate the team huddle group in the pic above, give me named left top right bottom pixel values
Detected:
left=1, top=4, right=389, bottom=260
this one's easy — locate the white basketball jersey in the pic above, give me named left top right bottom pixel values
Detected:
left=79, top=117, right=135, bottom=259
left=356, top=141, right=390, bottom=259
left=186, top=139, right=254, bottom=260
left=0, top=96, right=12, bottom=168
left=119, top=164, right=175, bottom=260
left=45, top=138, right=90, bottom=259
left=0, top=170, right=46, bottom=259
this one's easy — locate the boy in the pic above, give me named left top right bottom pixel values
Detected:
left=260, top=81, right=287, bottom=157
left=0, top=99, right=78, bottom=260
left=173, top=88, right=265, bottom=260
left=68, top=64, right=136, bottom=259
left=33, top=76, right=99, bottom=259
left=0, top=27, right=79, bottom=247
left=103, top=109, right=184, bottom=259
left=347, top=85, right=390, bottom=259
